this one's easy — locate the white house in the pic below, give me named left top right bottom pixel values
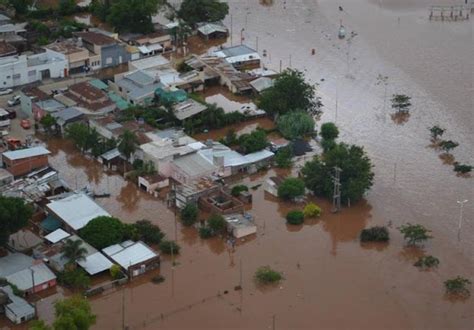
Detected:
left=0, top=49, right=67, bottom=88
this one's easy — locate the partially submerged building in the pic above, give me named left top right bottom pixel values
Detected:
left=46, top=192, right=110, bottom=231
left=0, top=286, right=35, bottom=324
left=102, top=240, right=160, bottom=278
left=224, top=213, right=257, bottom=238
left=1, top=146, right=51, bottom=177
left=213, top=45, right=261, bottom=71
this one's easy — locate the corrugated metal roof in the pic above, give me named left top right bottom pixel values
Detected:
left=3, top=146, right=50, bottom=161
left=0, top=286, right=35, bottom=319
left=6, top=263, right=56, bottom=291
left=102, top=241, right=158, bottom=269
left=46, top=193, right=110, bottom=230
left=77, top=252, right=113, bottom=275
left=172, top=153, right=217, bottom=177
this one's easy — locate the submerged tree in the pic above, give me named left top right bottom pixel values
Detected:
left=391, top=94, right=412, bottom=113
left=414, top=255, right=440, bottom=270
left=178, top=0, right=229, bottom=27
left=259, top=69, right=322, bottom=117
left=398, top=223, right=432, bottom=246
left=444, top=276, right=471, bottom=297
left=439, top=140, right=459, bottom=154
left=429, top=125, right=445, bottom=141
left=277, top=111, right=315, bottom=140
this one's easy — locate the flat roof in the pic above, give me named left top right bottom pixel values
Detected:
left=46, top=193, right=110, bottom=230
left=2, top=146, right=51, bottom=161
left=44, top=228, right=71, bottom=244
left=0, top=286, right=35, bottom=318
left=173, top=152, right=217, bottom=178
left=77, top=252, right=113, bottom=275
left=102, top=241, right=158, bottom=269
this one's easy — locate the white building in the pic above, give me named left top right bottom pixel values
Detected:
left=0, top=49, right=67, bottom=88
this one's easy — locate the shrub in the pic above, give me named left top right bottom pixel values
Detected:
left=277, top=177, right=305, bottom=200
left=398, top=223, right=432, bottom=246
left=208, top=214, right=227, bottom=234
left=277, top=111, right=315, bottom=140
left=444, top=276, right=471, bottom=296
left=151, top=275, right=165, bottom=284
left=8, top=282, right=24, bottom=296
left=159, top=240, right=180, bottom=255
left=109, top=265, right=123, bottom=279
left=231, top=185, right=248, bottom=197
left=274, top=146, right=293, bottom=168
left=320, top=122, right=339, bottom=141
left=58, top=269, right=91, bottom=290
left=181, top=203, right=199, bottom=226
left=239, top=129, right=268, bottom=154
left=303, top=203, right=322, bottom=218
left=453, top=163, right=472, bottom=174
left=286, top=210, right=304, bottom=225
left=360, top=226, right=389, bottom=242
left=80, top=216, right=125, bottom=250
left=199, top=226, right=214, bottom=239
left=414, top=256, right=440, bottom=269
left=255, top=266, right=283, bottom=284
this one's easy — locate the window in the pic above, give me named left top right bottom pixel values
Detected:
left=12, top=73, right=20, bottom=80
left=106, top=57, right=113, bottom=65
left=28, top=70, right=36, bottom=77
left=6, top=75, right=10, bottom=79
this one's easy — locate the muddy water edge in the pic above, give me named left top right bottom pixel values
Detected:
left=28, top=0, right=474, bottom=329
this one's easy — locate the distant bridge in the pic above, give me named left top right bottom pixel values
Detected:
left=429, top=5, right=470, bottom=21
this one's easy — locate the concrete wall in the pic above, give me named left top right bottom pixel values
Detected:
left=101, top=44, right=130, bottom=68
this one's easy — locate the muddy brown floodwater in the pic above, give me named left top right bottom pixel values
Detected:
left=16, top=0, right=473, bottom=329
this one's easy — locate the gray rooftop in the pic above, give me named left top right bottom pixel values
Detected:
left=220, top=45, right=257, bottom=57
left=53, top=107, right=84, bottom=122
left=172, top=152, right=217, bottom=178
left=6, top=263, right=56, bottom=291
left=0, top=286, right=35, bottom=319
left=0, top=253, right=33, bottom=278
left=2, top=146, right=51, bottom=161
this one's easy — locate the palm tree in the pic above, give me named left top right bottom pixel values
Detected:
left=61, top=239, right=87, bottom=268
left=118, top=130, right=138, bottom=173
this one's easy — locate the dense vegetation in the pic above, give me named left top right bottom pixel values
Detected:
left=255, top=266, right=283, bottom=284
left=360, top=226, right=389, bottom=242
left=0, top=196, right=33, bottom=247
left=277, top=177, right=305, bottom=200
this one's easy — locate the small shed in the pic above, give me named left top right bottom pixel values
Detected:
left=197, top=22, right=228, bottom=40
left=44, top=228, right=70, bottom=244
left=0, top=286, right=35, bottom=324
left=138, top=174, right=169, bottom=194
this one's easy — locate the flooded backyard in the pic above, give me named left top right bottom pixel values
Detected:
left=8, top=0, right=472, bottom=329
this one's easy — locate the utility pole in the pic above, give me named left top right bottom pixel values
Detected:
left=456, top=199, right=468, bottom=241
left=272, top=314, right=276, bottom=330
left=331, top=167, right=342, bottom=213
left=121, top=287, right=126, bottom=330
left=230, top=15, right=233, bottom=46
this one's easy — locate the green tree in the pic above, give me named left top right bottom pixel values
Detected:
left=277, top=111, right=315, bottom=140
left=277, top=177, right=305, bottom=200
left=444, top=276, right=471, bottom=297
left=58, top=0, right=76, bottom=15
left=303, top=202, right=321, bottom=218
left=53, top=296, right=96, bottom=330
left=274, top=146, right=293, bottom=168
left=231, top=185, right=248, bottom=197
left=9, top=0, right=31, bottom=16
left=57, top=269, right=90, bottom=290
left=360, top=226, right=389, bottom=242
left=0, top=196, right=33, bottom=246
left=429, top=125, right=445, bottom=141
left=61, top=239, right=87, bottom=268
left=109, top=264, right=123, bottom=279
left=302, top=143, right=374, bottom=203
left=414, top=255, right=439, bottom=269
left=398, top=223, right=432, bottom=246
left=159, top=240, right=180, bottom=254
left=286, top=210, right=304, bottom=225
left=118, top=130, right=138, bottom=162
left=259, top=69, right=322, bottom=117
left=133, top=220, right=164, bottom=244
left=391, top=94, right=412, bottom=113
left=239, top=129, right=268, bottom=154
left=107, top=0, right=163, bottom=33
left=207, top=214, right=226, bottom=234
left=66, top=123, right=96, bottom=153
left=79, top=216, right=125, bottom=249
left=453, top=163, right=472, bottom=174
left=439, top=140, right=459, bottom=154
left=320, top=122, right=339, bottom=140
left=40, top=114, right=57, bottom=135
left=181, top=203, right=199, bottom=226
left=177, top=0, right=229, bottom=27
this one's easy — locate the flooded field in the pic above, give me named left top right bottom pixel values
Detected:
left=5, top=0, right=471, bottom=329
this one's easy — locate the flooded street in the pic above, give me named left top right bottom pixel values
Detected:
left=38, top=0, right=474, bottom=329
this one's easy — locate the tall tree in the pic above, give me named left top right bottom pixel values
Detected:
left=61, top=239, right=87, bottom=268
left=0, top=196, right=33, bottom=246
left=54, top=296, right=96, bottom=330
left=107, top=0, right=163, bottom=33
left=178, top=0, right=229, bottom=27
left=118, top=129, right=138, bottom=162
left=301, top=143, right=374, bottom=203
left=259, top=69, right=322, bottom=117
